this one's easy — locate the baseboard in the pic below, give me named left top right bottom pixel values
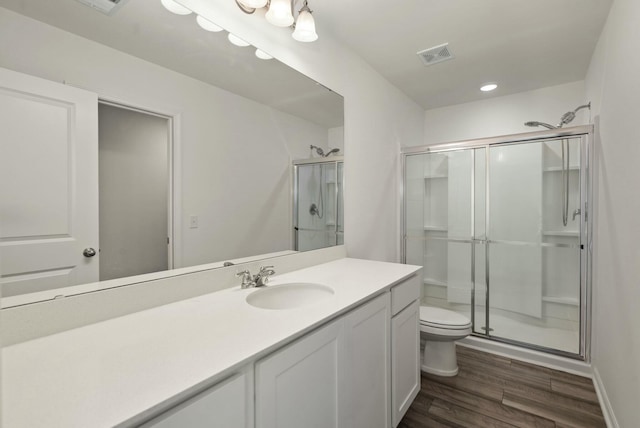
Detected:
left=592, top=367, right=619, bottom=428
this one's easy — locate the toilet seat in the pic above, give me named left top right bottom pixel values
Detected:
left=419, top=306, right=472, bottom=330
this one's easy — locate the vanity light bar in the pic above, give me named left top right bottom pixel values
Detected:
left=160, top=0, right=275, bottom=60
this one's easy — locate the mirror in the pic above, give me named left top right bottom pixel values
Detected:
left=0, top=0, right=344, bottom=306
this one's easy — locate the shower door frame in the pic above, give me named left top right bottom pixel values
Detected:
left=292, top=156, right=344, bottom=251
left=401, top=125, right=593, bottom=361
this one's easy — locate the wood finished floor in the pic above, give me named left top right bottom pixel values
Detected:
left=399, top=346, right=606, bottom=428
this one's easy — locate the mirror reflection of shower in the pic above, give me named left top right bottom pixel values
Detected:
left=308, top=145, right=340, bottom=219
left=310, top=144, right=340, bottom=157
left=525, top=103, right=590, bottom=226
left=293, top=158, right=344, bottom=252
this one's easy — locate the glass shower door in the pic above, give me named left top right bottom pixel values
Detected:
left=404, top=149, right=475, bottom=322
left=403, top=130, right=590, bottom=359
left=485, top=138, right=583, bottom=354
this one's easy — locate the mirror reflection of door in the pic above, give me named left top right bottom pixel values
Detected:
left=98, top=103, right=171, bottom=281
left=0, top=68, right=99, bottom=297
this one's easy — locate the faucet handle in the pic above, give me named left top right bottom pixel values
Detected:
left=572, top=208, right=581, bottom=221
left=259, top=265, right=275, bottom=274
left=236, top=270, right=254, bottom=288
left=255, top=266, right=276, bottom=287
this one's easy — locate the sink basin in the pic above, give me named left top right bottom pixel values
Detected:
left=246, top=283, right=334, bottom=310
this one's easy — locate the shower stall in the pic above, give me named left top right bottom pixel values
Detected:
left=293, top=157, right=344, bottom=251
left=402, top=125, right=592, bottom=359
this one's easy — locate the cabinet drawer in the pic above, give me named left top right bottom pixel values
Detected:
left=391, top=274, right=420, bottom=315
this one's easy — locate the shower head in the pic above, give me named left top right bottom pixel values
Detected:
left=559, top=102, right=591, bottom=127
left=524, top=121, right=557, bottom=130
left=525, top=102, right=591, bottom=131
left=310, top=145, right=340, bottom=157
left=310, top=145, right=325, bottom=156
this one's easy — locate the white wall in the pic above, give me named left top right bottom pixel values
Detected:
left=0, top=7, right=331, bottom=269
left=328, top=126, right=344, bottom=153
left=179, top=0, right=425, bottom=263
left=98, top=104, right=169, bottom=281
left=585, top=0, right=640, bottom=425
left=421, top=81, right=589, bottom=146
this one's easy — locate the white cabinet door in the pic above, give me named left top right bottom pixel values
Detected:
left=142, top=369, right=253, bottom=428
left=391, top=299, right=420, bottom=427
left=341, top=293, right=391, bottom=428
left=256, top=320, right=342, bottom=428
left=342, top=292, right=391, bottom=428
left=0, top=67, right=99, bottom=296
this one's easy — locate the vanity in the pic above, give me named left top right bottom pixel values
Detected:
left=2, top=256, right=422, bottom=428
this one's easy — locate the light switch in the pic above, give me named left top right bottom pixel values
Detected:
left=190, top=215, right=198, bottom=229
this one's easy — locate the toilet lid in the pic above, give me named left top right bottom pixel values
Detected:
left=420, top=306, right=471, bottom=328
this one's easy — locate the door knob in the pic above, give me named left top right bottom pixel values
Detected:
left=83, top=248, right=97, bottom=258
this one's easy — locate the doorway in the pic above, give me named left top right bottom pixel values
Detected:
left=98, top=102, right=172, bottom=281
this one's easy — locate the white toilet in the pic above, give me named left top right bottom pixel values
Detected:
left=419, top=306, right=472, bottom=376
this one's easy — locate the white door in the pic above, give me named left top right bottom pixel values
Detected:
left=0, top=67, right=99, bottom=297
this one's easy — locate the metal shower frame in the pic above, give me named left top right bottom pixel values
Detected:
left=400, top=125, right=593, bottom=361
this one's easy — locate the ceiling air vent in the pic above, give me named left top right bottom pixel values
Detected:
left=417, top=43, right=454, bottom=66
left=74, top=0, right=129, bottom=15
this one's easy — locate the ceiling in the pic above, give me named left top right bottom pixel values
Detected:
left=0, top=0, right=612, bottom=114
left=319, top=0, right=612, bottom=109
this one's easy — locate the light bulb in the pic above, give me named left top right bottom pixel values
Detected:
left=292, top=8, right=317, bottom=42
left=237, top=0, right=268, bottom=8
left=160, top=0, right=192, bottom=15
left=480, top=83, right=498, bottom=92
left=228, top=33, right=250, bottom=47
left=266, top=0, right=294, bottom=27
left=196, top=15, right=223, bottom=32
left=255, top=49, right=273, bottom=60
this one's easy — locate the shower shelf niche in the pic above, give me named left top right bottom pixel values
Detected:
left=543, top=165, right=580, bottom=172
left=542, top=296, right=579, bottom=306
left=423, top=226, right=447, bottom=232
left=542, top=230, right=579, bottom=237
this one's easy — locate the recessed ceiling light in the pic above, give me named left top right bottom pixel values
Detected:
left=480, top=83, right=498, bottom=92
left=228, top=33, right=250, bottom=47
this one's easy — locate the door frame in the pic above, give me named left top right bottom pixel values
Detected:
left=98, top=97, right=181, bottom=271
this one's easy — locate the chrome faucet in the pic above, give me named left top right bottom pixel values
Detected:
left=236, top=266, right=276, bottom=289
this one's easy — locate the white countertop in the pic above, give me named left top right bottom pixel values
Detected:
left=2, top=258, right=420, bottom=428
